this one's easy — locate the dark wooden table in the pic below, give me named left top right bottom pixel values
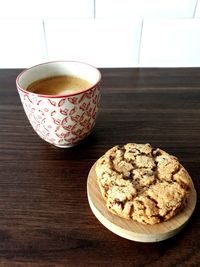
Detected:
left=0, top=68, right=199, bottom=266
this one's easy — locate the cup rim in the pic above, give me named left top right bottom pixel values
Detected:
left=16, top=60, right=101, bottom=98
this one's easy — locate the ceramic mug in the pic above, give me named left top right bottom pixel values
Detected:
left=16, top=61, right=101, bottom=148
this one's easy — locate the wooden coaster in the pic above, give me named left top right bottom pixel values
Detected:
left=87, top=162, right=197, bottom=242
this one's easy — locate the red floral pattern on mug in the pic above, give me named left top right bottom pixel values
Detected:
left=18, top=85, right=100, bottom=147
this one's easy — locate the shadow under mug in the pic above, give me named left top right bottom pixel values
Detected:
left=16, top=61, right=101, bottom=148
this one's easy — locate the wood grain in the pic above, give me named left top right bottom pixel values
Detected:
left=87, top=163, right=197, bottom=242
left=0, top=68, right=200, bottom=266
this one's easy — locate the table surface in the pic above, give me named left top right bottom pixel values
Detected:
left=0, top=68, right=200, bottom=267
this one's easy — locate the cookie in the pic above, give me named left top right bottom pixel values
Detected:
left=95, top=143, right=191, bottom=225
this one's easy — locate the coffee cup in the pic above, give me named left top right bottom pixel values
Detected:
left=16, top=61, right=101, bottom=148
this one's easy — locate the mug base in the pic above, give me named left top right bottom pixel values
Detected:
left=53, top=142, right=80, bottom=148
left=46, top=130, right=93, bottom=148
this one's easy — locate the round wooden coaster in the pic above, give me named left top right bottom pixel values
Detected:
left=87, top=162, right=197, bottom=242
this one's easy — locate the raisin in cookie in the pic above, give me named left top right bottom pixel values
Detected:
left=95, top=143, right=191, bottom=225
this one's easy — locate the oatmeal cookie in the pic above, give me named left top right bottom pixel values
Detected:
left=95, top=143, right=191, bottom=224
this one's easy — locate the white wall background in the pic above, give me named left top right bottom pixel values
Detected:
left=0, top=0, right=200, bottom=68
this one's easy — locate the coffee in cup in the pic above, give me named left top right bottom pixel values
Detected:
left=27, top=75, right=92, bottom=95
